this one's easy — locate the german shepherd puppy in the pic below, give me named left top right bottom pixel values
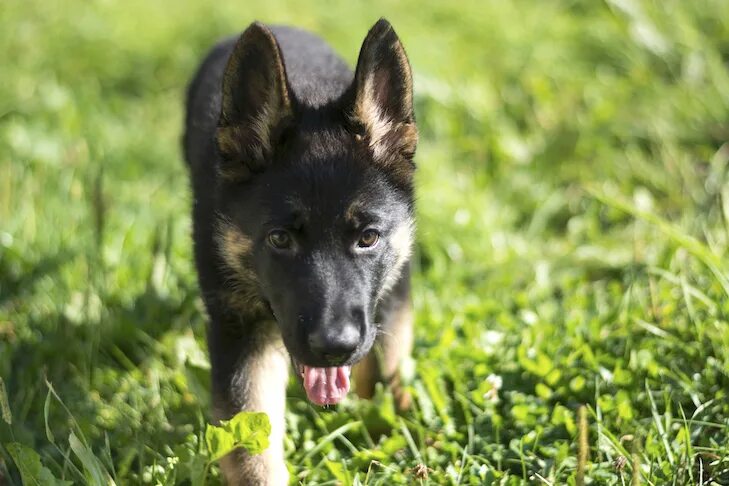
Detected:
left=183, top=18, right=417, bottom=484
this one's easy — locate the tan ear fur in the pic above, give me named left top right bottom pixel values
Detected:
left=351, top=19, right=418, bottom=183
left=216, top=22, right=293, bottom=181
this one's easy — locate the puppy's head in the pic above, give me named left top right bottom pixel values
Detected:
left=214, top=19, right=416, bottom=405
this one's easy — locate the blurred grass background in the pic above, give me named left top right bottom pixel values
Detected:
left=1, top=0, right=729, bottom=484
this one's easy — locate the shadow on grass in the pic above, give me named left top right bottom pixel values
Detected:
left=1, top=272, right=209, bottom=483
left=0, top=249, right=75, bottom=307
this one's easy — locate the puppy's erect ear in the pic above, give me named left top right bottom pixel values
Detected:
left=350, top=19, right=418, bottom=183
left=217, top=22, right=293, bottom=181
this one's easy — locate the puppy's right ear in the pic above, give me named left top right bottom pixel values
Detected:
left=216, top=22, right=293, bottom=181
left=349, top=19, right=417, bottom=186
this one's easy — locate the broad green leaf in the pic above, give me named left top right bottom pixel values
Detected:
left=205, top=424, right=237, bottom=462
left=205, top=411, right=271, bottom=462
left=5, top=442, right=72, bottom=486
left=224, top=411, right=271, bottom=455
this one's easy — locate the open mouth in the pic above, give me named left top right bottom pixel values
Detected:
left=294, top=361, right=352, bottom=406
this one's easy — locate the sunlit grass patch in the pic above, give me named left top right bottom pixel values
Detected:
left=2, top=0, right=729, bottom=484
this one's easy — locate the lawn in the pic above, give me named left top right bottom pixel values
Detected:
left=1, top=0, right=729, bottom=484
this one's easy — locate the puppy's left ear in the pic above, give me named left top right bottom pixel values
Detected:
left=350, top=19, right=417, bottom=182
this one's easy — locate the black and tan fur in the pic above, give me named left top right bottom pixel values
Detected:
left=183, top=19, right=417, bottom=484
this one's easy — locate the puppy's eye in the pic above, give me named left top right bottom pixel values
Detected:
left=268, top=230, right=292, bottom=250
left=357, top=229, right=380, bottom=248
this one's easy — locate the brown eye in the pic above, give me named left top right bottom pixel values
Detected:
left=357, top=229, right=380, bottom=248
left=268, top=230, right=292, bottom=250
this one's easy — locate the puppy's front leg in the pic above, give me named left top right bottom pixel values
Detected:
left=210, top=322, right=289, bottom=486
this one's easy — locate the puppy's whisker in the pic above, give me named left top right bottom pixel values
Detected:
left=376, top=329, right=394, bottom=338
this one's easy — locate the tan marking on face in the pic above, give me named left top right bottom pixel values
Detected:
left=219, top=287, right=267, bottom=317
left=379, top=218, right=414, bottom=298
left=215, top=216, right=265, bottom=312
left=216, top=217, right=254, bottom=271
left=344, top=199, right=366, bottom=224
left=391, top=219, right=414, bottom=262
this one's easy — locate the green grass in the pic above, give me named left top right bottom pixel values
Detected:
left=2, top=0, right=729, bottom=484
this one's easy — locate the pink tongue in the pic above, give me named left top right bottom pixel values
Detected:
left=302, top=366, right=351, bottom=406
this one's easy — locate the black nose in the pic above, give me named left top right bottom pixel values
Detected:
left=308, top=322, right=361, bottom=364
